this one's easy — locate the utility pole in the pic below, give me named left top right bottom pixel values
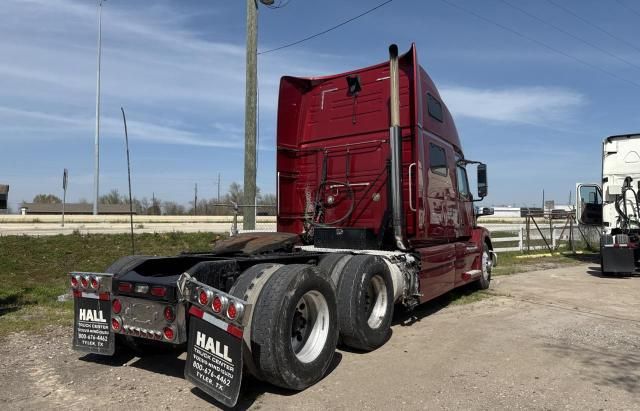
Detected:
left=194, top=183, right=198, bottom=216
left=93, top=0, right=105, bottom=215
left=217, top=172, right=221, bottom=202
left=243, top=0, right=259, bottom=230
left=62, top=169, right=68, bottom=227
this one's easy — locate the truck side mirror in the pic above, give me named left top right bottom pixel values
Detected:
left=477, top=164, right=488, bottom=198
left=475, top=206, right=494, bottom=217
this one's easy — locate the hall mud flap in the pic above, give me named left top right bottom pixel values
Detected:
left=70, top=272, right=115, bottom=355
left=185, top=307, right=243, bottom=407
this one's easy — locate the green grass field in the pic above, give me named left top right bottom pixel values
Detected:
left=0, top=232, right=221, bottom=336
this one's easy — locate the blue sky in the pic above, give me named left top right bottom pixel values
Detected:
left=2, top=0, right=640, bottom=210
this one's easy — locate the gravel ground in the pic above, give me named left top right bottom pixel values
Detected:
left=1, top=263, right=639, bottom=410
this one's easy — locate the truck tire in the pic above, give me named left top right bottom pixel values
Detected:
left=244, top=264, right=338, bottom=390
left=317, top=253, right=353, bottom=285
left=475, top=243, right=492, bottom=290
left=336, top=255, right=394, bottom=351
left=230, top=263, right=283, bottom=301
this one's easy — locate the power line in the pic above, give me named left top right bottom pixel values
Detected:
left=258, top=0, right=393, bottom=55
left=437, top=0, right=640, bottom=90
left=614, top=0, right=640, bottom=19
left=547, top=0, right=640, bottom=55
left=500, top=0, right=640, bottom=73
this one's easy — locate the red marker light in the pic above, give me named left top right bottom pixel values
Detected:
left=164, top=306, right=175, bottom=322
left=118, top=282, right=133, bottom=293
left=163, top=327, right=175, bottom=341
left=227, top=302, right=237, bottom=320
left=112, top=317, right=121, bottom=332
left=198, top=289, right=209, bottom=306
left=70, top=276, right=78, bottom=288
left=212, top=296, right=223, bottom=313
left=112, top=299, right=122, bottom=314
left=150, top=286, right=167, bottom=297
left=80, top=276, right=89, bottom=289
left=90, top=276, right=99, bottom=289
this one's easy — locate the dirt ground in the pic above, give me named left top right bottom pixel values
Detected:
left=2, top=263, right=639, bottom=410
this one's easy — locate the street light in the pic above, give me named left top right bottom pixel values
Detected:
left=93, top=0, right=105, bottom=215
left=243, top=0, right=274, bottom=230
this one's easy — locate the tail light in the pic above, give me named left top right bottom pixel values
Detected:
left=118, top=282, right=133, bottom=293
left=212, top=295, right=226, bottom=314
left=80, top=276, right=89, bottom=289
left=198, top=289, right=211, bottom=306
left=112, top=299, right=122, bottom=314
left=164, top=306, right=175, bottom=322
left=150, top=286, right=167, bottom=297
left=227, top=301, right=244, bottom=321
left=112, top=316, right=121, bottom=332
left=163, top=326, right=175, bottom=341
left=70, top=276, right=79, bottom=289
left=89, top=276, right=99, bottom=289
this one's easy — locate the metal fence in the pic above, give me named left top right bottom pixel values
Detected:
left=488, top=223, right=600, bottom=253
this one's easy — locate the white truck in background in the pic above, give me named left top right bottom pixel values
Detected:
left=577, top=132, right=640, bottom=274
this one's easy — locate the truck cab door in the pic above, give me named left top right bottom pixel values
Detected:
left=576, top=183, right=603, bottom=225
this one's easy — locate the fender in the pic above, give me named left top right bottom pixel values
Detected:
left=470, top=227, right=497, bottom=270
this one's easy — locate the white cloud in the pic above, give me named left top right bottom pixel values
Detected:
left=0, top=0, right=346, bottom=149
left=440, top=86, right=586, bottom=125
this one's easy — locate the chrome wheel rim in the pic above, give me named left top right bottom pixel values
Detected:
left=364, top=274, right=388, bottom=329
left=291, top=290, right=330, bottom=363
left=482, top=251, right=492, bottom=281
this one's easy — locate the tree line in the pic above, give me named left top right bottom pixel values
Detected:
left=30, top=182, right=276, bottom=216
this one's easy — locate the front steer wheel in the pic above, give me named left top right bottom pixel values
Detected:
left=475, top=243, right=492, bottom=290
left=239, top=264, right=339, bottom=390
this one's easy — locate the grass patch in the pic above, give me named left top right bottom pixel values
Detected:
left=0, top=232, right=224, bottom=337
left=447, top=287, right=493, bottom=306
left=493, top=249, right=598, bottom=276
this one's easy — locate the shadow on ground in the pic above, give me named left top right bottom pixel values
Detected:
left=545, top=342, right=640, bottom=394
left=191, top=352, right=343, bottom=410
left=80, top=339, right=344, bottom=410
left=563, top=253, right=600, bottom=264
left=392, top=283, right=483, bottom=327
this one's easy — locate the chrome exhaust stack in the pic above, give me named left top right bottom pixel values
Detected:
left=389, top=44, right=408, bottom=251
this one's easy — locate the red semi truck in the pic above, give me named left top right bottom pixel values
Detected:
left=69, top=44, right=496, bottom=407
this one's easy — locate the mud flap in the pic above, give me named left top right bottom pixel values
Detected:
left=601, top=246, right=636, bottom=274
left=185, top=310, right=243, bottom=408
left=72, top=294, right=115, bottom=355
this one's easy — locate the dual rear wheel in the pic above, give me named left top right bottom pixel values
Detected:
left=319, top=254, right=395, bottom=351
left=230, top=263, right=338, bottom=390
left=229, top=255, right=395, bottom=391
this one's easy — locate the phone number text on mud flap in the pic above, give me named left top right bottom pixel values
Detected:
left=77, top=321, right=110, bottom=347
left=192, top=345, right=235, bottom=388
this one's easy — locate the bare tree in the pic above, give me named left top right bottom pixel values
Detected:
left=100, top=189, right=123, bottom=205
left=32, top=194, right=62, bottom=204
